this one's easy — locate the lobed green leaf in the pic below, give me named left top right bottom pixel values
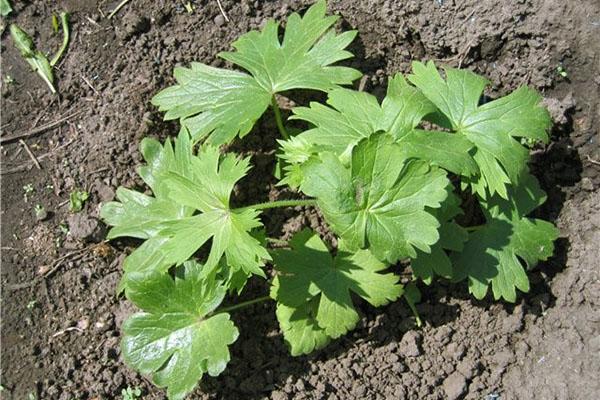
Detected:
left=122, top=262, right=238, bottom=400
left=152, top=0, right=361, bottom=144
left=452, top=173, right=559, bottom=301
left=408, top=60, right=552, bottom=198
left=300, top=133, right=449, bottom=262
left=271, top=229, right=402, bottom=346
left=100, top=128, right=270, bottom=292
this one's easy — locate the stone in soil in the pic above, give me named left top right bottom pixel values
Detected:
left=443, top=371, right=468, bottom=400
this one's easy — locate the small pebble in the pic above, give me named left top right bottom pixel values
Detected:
left=214, top=15, right=225, bottom=26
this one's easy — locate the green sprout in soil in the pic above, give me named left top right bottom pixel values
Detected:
left=10, top=25, right=56, bottom=93
left=26, top=300, right=37, bottom=310
left=58, top=221, right=69, bottom=235
left=50, top=12, right=70, bottom=67
left=51, top=14, right=59, bottom=33
left=100, top=1, right=558, bottom=399
left=69, top=190, right=89, bottom=213
left=183, top=1, right=194, bottom=14
left=34, top=204, right=47, bottom=220
left=121, top=386, right=142, bottom=400
left=556, top=65, right=568, bottom=78
left=9, top=11, right=69, bottom=94
left=22, top=183, right=34, bottom=202
left=3, top=74, right=14, bottom=85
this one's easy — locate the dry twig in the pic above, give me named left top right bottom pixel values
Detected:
left=1, top=139, right=75, bottom=175
left=7, top=245, right=96, bottom=291
left=18, top=139, right=42, bottom=169
left=80, top=74, right=100, bottom=96
left=0, top=109, right=84, bottom=144
left=216, top=0, right=230, bottom=22
left=586, top=155, right=600, bottom=166
left=107, top=0, right=131, bottom=19
left=51, top=327, right=84, bottom=338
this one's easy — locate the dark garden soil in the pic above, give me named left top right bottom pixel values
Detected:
left=1, top=1, right=599, bottom=399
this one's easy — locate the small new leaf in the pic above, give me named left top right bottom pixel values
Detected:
left=453, top=174, right=559, bottom=302
left=271, top=230, right=402, bottom=344
left=408, top=61, right=551, bottom=198
left=121, top=261, right=238, bottom=400
left=300, top=132, right=449, bottom=262
left=152, top=0, right=360, bottom=144
left=69, top=190, right=89, bottom=213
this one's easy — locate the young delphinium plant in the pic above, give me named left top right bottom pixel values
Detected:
left=100, top=1, right=558, bottom=398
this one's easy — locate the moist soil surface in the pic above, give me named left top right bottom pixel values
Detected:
left=1, top=1, right=599, bottom=399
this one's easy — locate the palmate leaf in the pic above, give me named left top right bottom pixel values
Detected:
left=100, top=129, right=270, bottom=292
left=274, top=300, right=331, bottom=357
left=300, top=132, right=449, bottom=263
left=408, top=61, right=552, bottom=199
left=151, top=64, right=272, bottom=145
left=411, top=187, right=468, bottom=284
left=122, top=261, right=238, bottom=400
left=453, top=174, right=559, bottom=302
left=271, top=230, right=402, bottom=350
left=152, top=0, right=361, bottom=144
left=283, top=73, right=478, bottom=184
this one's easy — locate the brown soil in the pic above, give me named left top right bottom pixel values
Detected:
left=1, top=1, right=599, bottom=399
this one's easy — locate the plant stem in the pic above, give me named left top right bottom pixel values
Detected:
left=267, top=237, right=289, bottom=246
left=217, top=295, right=272, bottom=314
left=237, top=199, right=317, bottom=212
left=107, top=0, right=131, bottom=19
left=50, top=12, right=69, bottom=67
left=271, top=95, right=289, bottom=140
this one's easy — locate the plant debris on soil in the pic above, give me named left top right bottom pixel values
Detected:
left=1, top=1, right=599, bottom=400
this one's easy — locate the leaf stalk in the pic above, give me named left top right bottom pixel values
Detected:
left=216, top=295, right=272, bottom=314
left=271, top=95, right=290, bottom=140
left=50, top=12, right=70, bottom=67
left=236, top=199, right=317, bottom=212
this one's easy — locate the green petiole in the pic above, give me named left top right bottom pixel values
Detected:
left=50, top=12, right=70, bottom=67
left=236, top=199, right=317, bottom=212
left=271, top=95, right=290, bottom=140
left=215, top=295, right=272, bottom=314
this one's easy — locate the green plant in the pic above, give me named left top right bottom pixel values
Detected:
left=22, top=183, right=34, bottom=202
left=0, top=0, right=11, bottom=17
left=121, top=386, right=142, bottom=400
left=101, top=1, right=558, bottom=399
left=69, top=189, right=89, bottom=212
left=556, top=65, right=568, bottom=78
left=26, top=300, right=37, bottom=310
left=34, top=204, right=46, bottom=220
left=9, top=12, right=69, bottom=94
